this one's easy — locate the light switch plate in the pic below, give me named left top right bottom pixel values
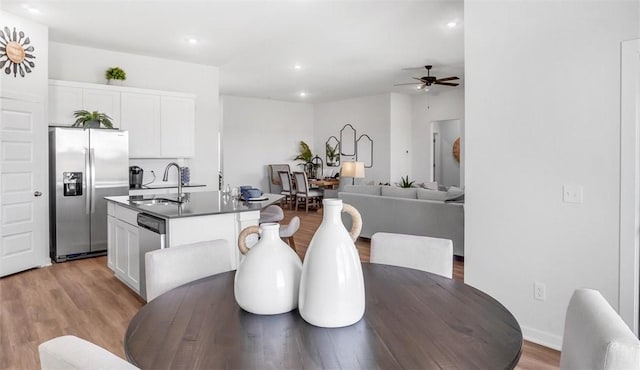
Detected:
left=563, top=185, right=584, bottom=204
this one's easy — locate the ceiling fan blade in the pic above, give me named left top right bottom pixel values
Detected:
left=435, top=76, right=459, bottom=82
left=394, top=82, right=422, bottom=86
left=402, top=66, right=430, bottom=71
left=419, top=84, right=428, bottom=90
left=434, top=81, right=459, bottom=87
left=412, top=77, right=426, bottom=82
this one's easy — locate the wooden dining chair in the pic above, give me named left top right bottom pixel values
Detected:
left=145, top=239, right=233, bottom=301
left=268, top=164, right=291, bottom=193
left=278, top=170, right=296, bottom=210
left=370, top=232, right=453, bottom=278
left=292, top=171, right=323, bottom=213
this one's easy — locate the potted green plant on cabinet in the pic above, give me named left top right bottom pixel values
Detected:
left=105, top=67, right=126, bottom=85
left=72, top=110, right=114, bottom=128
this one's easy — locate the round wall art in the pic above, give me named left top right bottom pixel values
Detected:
left=452, top=137, right=461, bottom=163
left=0, top=26, right=36, bottom=78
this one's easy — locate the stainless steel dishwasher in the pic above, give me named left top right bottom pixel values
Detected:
left=137, top=213, right=166, bottom=301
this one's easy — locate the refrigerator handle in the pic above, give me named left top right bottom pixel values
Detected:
left=90, top=148, right=96, bottom=213
left=85, top=148, right=91, bottom=215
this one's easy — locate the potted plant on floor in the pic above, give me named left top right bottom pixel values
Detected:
left=72, top=110, right=114, bottom=128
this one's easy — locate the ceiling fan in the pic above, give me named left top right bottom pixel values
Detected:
left=394, top=65, right=459, bottom=89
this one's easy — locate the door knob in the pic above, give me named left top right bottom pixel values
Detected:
left=34, top=191, right=42, bottom=197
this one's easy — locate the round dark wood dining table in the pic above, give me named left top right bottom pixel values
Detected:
left=125, top=263, right=523, bottom=370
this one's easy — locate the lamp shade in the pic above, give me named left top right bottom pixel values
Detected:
left=341, top=161, right=365, bottom=178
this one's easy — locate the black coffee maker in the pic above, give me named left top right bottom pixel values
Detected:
left=129, top=166, right=144, bottom=189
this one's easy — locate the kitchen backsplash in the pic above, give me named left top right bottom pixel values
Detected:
left=129, top=158, right=192, bottom=186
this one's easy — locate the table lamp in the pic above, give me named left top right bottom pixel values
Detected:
left=341, top=161, right=365, bottom=185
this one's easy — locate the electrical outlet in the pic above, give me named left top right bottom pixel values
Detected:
left=534, top=282, right=546, bottom=301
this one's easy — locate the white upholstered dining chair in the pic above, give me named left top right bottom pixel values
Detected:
left=370, top=232, right=453, bottom=279
left=560, top=288, right=640, bottom=370
left=145, top=239, right=233, bottom=301
left=292, top=171, right=323, bottom=213
left=278, top=170, right=296, bottom=210
left=39, top=335, right=139, bottom=370
left=279, top=216, right=301, bottom=252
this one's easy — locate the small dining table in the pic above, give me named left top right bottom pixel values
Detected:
left=125, top=263, right=523, bottom=369
left=308, top=178, right=340, bottom=189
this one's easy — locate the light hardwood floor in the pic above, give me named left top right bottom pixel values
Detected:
left=0, top=207, right=560, bottom=369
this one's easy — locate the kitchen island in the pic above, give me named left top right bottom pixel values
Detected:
left=105, top=191, right=283, bottom=300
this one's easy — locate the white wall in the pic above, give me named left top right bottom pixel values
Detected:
left=411, top=88, right=464, bottom=184
left=48, top=42, right=220, bottom=188
left=220, top=96, right=314, bottom=191
left=433, top=119, right=460, bottom=187
left=389, top=93, right=413, bottom=182
left=465, top=0, right=638, bottom=349
left=314, top=94, right=391, bottom=183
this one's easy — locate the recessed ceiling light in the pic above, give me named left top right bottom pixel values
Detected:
left=447, top=21, right=457, bottom=28
left=186, top=37, right=198, bottom=45
left=294, top=64, right=302, bottom=70
left=299, top=91, right=307, bottom=97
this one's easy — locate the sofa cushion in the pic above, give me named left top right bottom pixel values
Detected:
left=342, top=185, right=381, bottom=195
left=418, top=181, right=439, bottom=190
left=446, top=187, right=465, bottom=201
left=381, top=187, right=417, bottom=199
left=416, top=188, right=448, bottom=201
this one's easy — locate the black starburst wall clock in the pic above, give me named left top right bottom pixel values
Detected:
left=0, top=26, right=36, bottom=78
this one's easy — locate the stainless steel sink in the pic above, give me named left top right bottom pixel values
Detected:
left=130, top=198, right=181, bottom=206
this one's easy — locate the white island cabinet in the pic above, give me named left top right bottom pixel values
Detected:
left=105, top=191, right=283, bottom=300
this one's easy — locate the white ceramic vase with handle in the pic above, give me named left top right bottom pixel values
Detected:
left=298, top=199, right=364, bottom=327
left=235, top=223, right=302, bottom=315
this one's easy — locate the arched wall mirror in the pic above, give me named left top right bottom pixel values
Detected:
left=356, top=134, right=374, bottom=168
left=340, top=124, right=356, bottom=156
left=325, top=136, right=340, bottom=167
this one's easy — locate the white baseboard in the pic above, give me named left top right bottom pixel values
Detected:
left=522, top=325, right=562, bottom=351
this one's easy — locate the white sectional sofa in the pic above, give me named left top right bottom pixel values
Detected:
left=339, top=185, right=465, bottom=256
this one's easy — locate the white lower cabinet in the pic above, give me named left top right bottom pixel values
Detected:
left=111, top=212, right=141, bottom=293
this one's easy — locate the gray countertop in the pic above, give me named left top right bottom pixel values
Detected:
left=106, top=191, right=284, bottom=219
left=130, top=183, right=207, bottom=190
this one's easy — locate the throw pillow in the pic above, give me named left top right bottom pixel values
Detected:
left=381, top=187, right=418, bottom=199
left=419, top=181, right=439, bottom=190
left=416, top=188, right=448, bottom=201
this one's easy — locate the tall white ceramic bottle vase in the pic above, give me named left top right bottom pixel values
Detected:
left=235, top=223, right=302, bottom=315
left=298, top=199, right=364, bottom=327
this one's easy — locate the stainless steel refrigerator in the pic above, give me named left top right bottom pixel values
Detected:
left=49, top=127, right=129, bottom=262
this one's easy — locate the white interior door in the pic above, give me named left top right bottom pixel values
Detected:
left=0, top=96, right=49, bottom=277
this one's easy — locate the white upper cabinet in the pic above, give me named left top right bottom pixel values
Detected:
left=49, top=80, right=196, bottom=158
left=121, top=92, right=161, bottom=158
left=83, top=88, right=121, bottom=128
left=161, top=96, right=195, bottom=158
left=48, top=84, right=83, bottom=125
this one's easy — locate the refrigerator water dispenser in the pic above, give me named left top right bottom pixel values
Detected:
left=63, top=172, right=83, bottom=196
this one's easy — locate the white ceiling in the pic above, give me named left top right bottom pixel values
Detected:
left=3, top=0, right=464, bottom=103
